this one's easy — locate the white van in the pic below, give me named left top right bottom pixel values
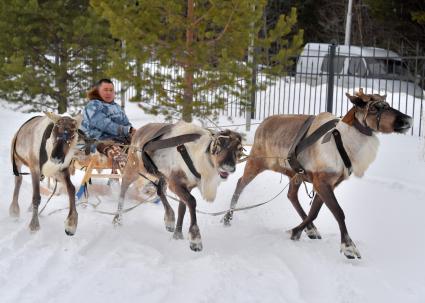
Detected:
left=296, top=43, right=423, bottom=97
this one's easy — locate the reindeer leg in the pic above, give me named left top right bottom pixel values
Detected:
left=29, top=169, right=41, bottom=232
left=311, top=181, right=361, bottom=259
left=10, top=166, right=23, bottom=218
left=320, top=185, right=361, bottom=259
left=223, top=159, right=264, bottom=226
left=63, top=169, right=78, bottom=236
left=172, top=185, right=202, bottom=251
left=156, top=177, right=175, bottom=232
left=289, top=194, right=324, bottom=240
left=173, top=202, right=186, bottom=240
left=287, top=177, right=321, bottom=239
left=113, top=170, right=138, bottom=226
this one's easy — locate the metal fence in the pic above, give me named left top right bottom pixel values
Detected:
left=118, top=43, right=425, bottom=137
left=249, top=43, right=425, bottom=137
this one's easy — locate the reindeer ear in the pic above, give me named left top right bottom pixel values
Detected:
left=44, top=111, right=61, bottom=123
left=345, top=93, right=367, bottom=108
left=73, top=113, right=83, bottom=128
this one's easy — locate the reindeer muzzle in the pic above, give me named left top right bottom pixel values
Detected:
left=394, top=114, right=412, bottom=133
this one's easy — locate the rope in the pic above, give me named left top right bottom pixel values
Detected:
left=92, top=190, right=158, bottom=216
left=206, top=122, right=263, bottom=129
left=46, top=190, right=158, bottom=216
left=302, top=180, right=315, bottom=199
left=38, top=180, right=58, bottom=215
left=162, top=181, right=290, bottom=217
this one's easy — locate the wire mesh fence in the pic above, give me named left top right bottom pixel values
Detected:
left=117, top=43, right=425, bottom=137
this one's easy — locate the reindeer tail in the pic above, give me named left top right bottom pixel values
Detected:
left=11, top=133, right=20, bottom=176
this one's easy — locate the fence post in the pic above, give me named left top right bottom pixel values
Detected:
left=326, top=42, right=336, bottom=113
left=246, top=4, right=256, bottom=131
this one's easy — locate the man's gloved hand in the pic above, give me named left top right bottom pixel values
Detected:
left=129, top=126, right=136, bottom=138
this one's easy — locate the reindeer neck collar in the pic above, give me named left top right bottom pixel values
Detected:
left=352, top=118, right=373, bottom=136
left=341, top=107, right=373, bottom=136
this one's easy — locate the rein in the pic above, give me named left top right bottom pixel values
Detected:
left=137, top=171, right=291, bottom=217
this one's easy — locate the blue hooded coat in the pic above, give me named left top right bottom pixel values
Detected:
left=81, top=99, right=132, bottom=142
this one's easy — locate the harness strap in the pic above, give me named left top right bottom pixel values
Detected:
left=144, top=134, right=202, bottom=152
left=141, top=132, right=202, bottom=178
left=287, top=116, right=315, bottom=174
left=296, top=119, right=340, bottom=155
left=39, top=123, right=54, bottom=177
left=353, top=118, right=373, bottom=136
left=177, top=144, right=202, bottom=179
left=331, top=129, right=352, bottom=174
left=288, top=118, right=341, bottom=175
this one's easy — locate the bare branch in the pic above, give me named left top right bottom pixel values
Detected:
left=206, top=10, right=235, bottom=46
left=193, top=4, right=215, bottom=26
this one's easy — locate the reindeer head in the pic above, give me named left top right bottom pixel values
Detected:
left=209, top=129, right=243, bottom=180
left=44, top=112, right=83, bottom=163
left=345, top=88, right=412, bottom=134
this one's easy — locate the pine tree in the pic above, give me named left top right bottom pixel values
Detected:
left=365, top=0, right=425, bottom=53
left=0, top=0, right=114, bottom=113
left=91, top=0, right=303, bottom=122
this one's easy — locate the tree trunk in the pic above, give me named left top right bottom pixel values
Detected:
left=57, top=52, right=69, bottom=114
left=182, top=0, right=195, bottom=122
left=135, top=58, right=142, bottom=101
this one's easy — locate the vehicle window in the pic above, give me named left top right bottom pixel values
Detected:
left=386, top=59, right=410, bottom=76
left=365, top=58, right=388, bottom=76
left=321, top=55, right=346, bottom=73
left=348, top=58, right=367, bottom=76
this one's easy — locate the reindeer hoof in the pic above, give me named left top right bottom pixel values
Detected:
left=65, top=229, right=75, bottom=236
left=164, top=213, right=175, bottom=232
left=173, top=231, right=184, bottom=240
left=305, top=226, right=322, bottom=239
left=29, top=221, right=40, bottom=233
left=189, top=225, right=202, bottom=251
left=288, top=228, right=302, bottom=240
left=64, top=225, right=77, bottom=236
left=30, top=227, right=40, bottom=233
left=190, top=241, right=203, bottom=252
left=113, top=214, right=122, bottom=226
left=9, top=204, right=20, bottom=218
left=65, top=217, right=78, bottom=236
left=340, top=242, right=362, bottom=259
left=222, top=211, right=233, bottom=226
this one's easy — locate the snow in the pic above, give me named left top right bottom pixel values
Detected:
left=0, top=100, right=425, bottom=303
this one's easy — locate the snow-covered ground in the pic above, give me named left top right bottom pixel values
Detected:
left=0, top=101, right=424, bottom=303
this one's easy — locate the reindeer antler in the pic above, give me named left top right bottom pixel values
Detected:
left=370, top=94, right=387, bottom=101
left=355, top=88, right=371, bottom=101
left=354, top=88, right=386, bottom=102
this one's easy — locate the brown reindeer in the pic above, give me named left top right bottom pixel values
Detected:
left=223, top=89, right=412, bottom=259
left=114, top=121, right=243, bottom=251
left=10, top=112, right=82, bottom=235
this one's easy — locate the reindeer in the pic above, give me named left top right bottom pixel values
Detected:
left=114, top=121, right=243, bottom=251
left=10, top=112, right=82, bottom=235
left=223, top=89, right=412, bottom=259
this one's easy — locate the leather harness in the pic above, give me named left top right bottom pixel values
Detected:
left=141, top=126, right=203, bottom=179
left=287, top=116, right=353, bottom=176
left=39, top=123, right=55, bottom=175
